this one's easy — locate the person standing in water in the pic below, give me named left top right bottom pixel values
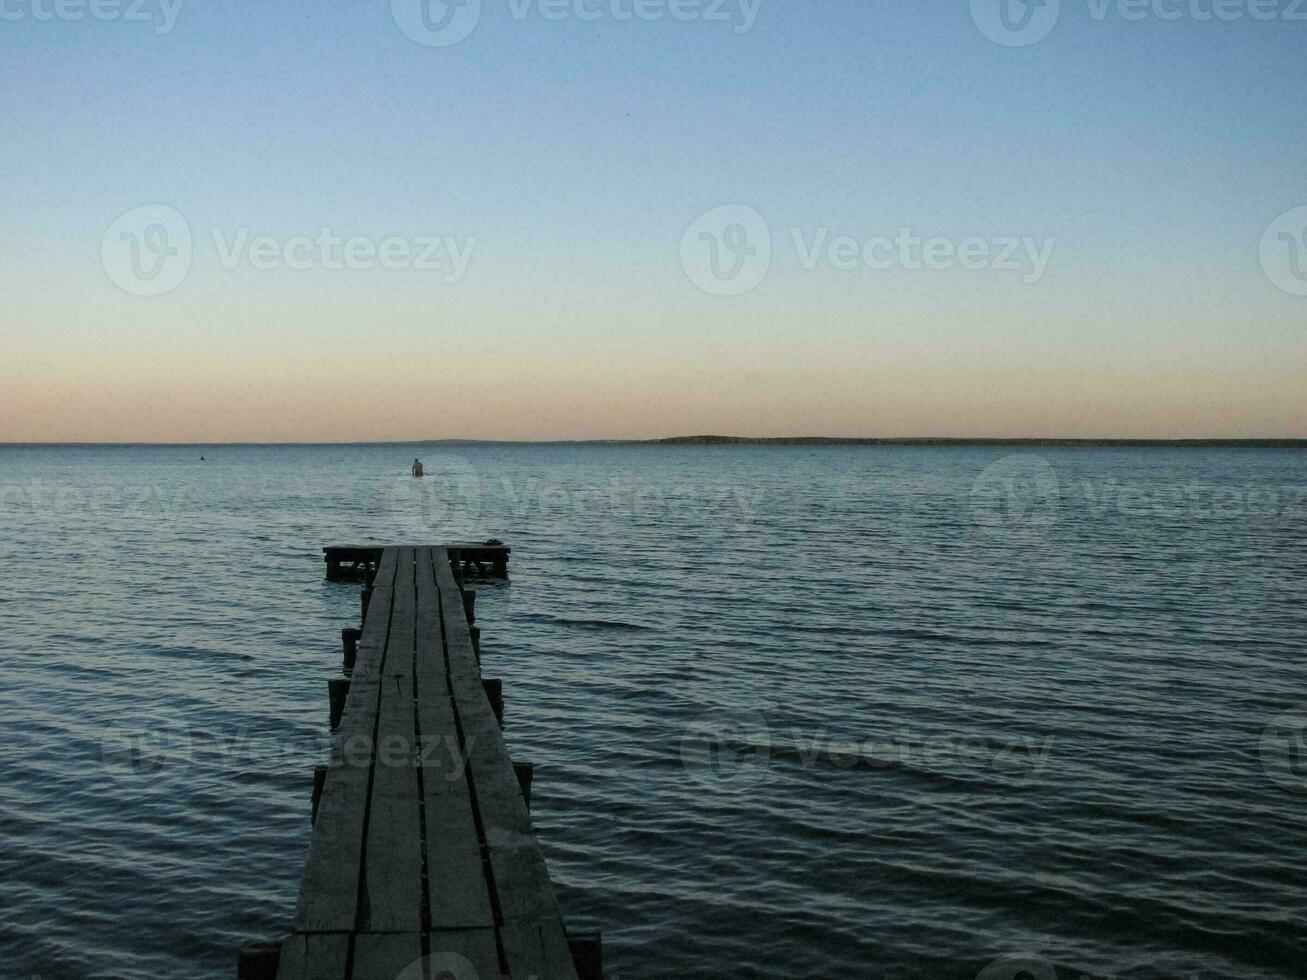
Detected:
left=412, top=458, right=424, bottom=478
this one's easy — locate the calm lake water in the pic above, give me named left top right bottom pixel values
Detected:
left=1, top=444, right=1304, bottom=979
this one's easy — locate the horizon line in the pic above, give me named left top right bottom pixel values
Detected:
left=2, top=435, right=1306, bottom=448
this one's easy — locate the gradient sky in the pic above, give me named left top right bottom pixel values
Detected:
left=1, top=0, right=1304, bottom=441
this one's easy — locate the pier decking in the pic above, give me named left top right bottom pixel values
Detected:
left=324, top=543, right=510, bottom=583
left=245, top=545, right=595, bottom=980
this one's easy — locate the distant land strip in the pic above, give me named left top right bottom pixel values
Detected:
left=651, top=435, right=1307, bottom=448
left=4, top=437, right=1307, bottom=448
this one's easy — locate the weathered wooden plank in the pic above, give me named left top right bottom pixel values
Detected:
left=474, top=780, right=532, bottom=838
left=485, top=836, right=569, bottom=929
left=426, top=928, right=502, bottom=979
left=417, top=547, right=496, bottom=931
left=424, top=786, right=495, bottom=930
left=352, top=932, right=422, bottom=980
left=355, top=546, right=398, bottom=656
left=415, top=547, right=451, bottom=701
left=416, top=548, right=462, bottom=795
left=293, top=549, right=399, bottom=933
left=501, top=919, right=578, bottom=980
left=448, top=670, right=496, bottom=713
left=274, top=933, right=348, bottom=980
left=362, top=547, right=422, bottom=934
left=448, top=650, right=531, bottom=846
left=433, top=550, right=570, bottom=957
left=432, top=548, right=482, bottom=680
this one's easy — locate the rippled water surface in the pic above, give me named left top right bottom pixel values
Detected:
left=1, top=444, right=1305, bottom=979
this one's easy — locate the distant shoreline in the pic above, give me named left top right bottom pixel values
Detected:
left=652, top=436, right=1307, bottom=448
left=3, top=436, right=1306, bottom=449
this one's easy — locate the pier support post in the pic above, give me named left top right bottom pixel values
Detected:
left=567, top=933, right=603, bottom=980
left=361, top=585, right=373, bottom=621
left=311, top=765, right=328, bottom=824
left=328, top=678, right=350, bottom=730
left=513, top=761, right=534, bottom=809
left=483, top=678, right=503, bottom=727
left=341, top=628, right=361, bottom=673
left=462, top=589, right=476, bottom=624
left=470, top=625, right=481, bottom=662
left=236, top=945, right=281, bottom=980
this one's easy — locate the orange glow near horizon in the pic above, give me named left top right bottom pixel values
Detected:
left=3, top=322, right=1302, bottom=442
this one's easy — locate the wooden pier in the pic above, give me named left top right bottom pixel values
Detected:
left=325, top=543, right=510, bottom=583
left=241, top=545, right=598, bottom=980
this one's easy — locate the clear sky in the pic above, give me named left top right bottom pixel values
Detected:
left=1, top=0, right=1304, bottom=441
